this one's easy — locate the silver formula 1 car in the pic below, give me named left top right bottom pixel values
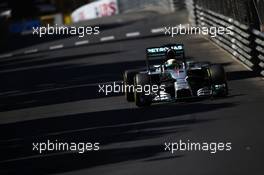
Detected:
left=123, top=44, right=228, bottom=107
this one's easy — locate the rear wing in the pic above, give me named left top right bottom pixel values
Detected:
left=146, top=44, right=184, bottom=58
left=145, top=44, right=185, bottom=71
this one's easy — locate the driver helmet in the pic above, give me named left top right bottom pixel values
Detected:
left=165, top=49, right=180, bottom=69
left=166, top=49, right=176, bottom=60
left=166, top=59, right=179, bottom=69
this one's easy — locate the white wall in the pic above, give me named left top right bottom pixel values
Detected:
left=71, top=0, right=119, bottom=23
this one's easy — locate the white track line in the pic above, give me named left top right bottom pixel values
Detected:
left=75, top=40, right=89, bottom=46
left=4, top=81, right=123, bottom=97
left=151, top=27, right=165, bottom=33
left=49, top=44, right=64, bottom=50
left=0, top=53, right=13, bottom=58
left=24, top=49, right=38, bottom=54
left=0, top=90, right=20, bottom=96
left=100, top=36, right=115, bottom=42
left=126, top=32, right=140, bottom=37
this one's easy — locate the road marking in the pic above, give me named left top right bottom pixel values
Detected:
left=24, top=49, right=38, bottom=54
left=0, top=152, right=70, bottom=164
left=151, top=27, right=165, bottom=33
left=21, top=30, right=33, bottom=35
left=49, top=44, right=63, bottom=50
left=0, top=90, right=20, bottom=96
left=75, top=40, right=89, bottom=46
left=100, top=36, right=115, bottom=42
left=126, top=32, right=140, bottom=37
left=4, top=81, right=123, bottom=97
left=0, top=53, right=13, bottom=58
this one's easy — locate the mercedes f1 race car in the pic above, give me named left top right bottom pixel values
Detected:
left=123, top=44, right=228, bottom=107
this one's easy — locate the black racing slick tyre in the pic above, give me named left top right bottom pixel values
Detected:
left=134, top=73, right=152, bottom=107
left=123, top=70, right=138, bottom=102
left=208, top=64, right=228, bottom=96
left=208, top=64, right=226, bottom=84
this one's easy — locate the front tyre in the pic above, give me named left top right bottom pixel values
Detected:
left=208, top=64, right=228, bottom=97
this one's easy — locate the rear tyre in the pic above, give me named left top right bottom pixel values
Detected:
left=123, top=70, right=138, bottom=102
left=134, top=73, right=152, bottom=107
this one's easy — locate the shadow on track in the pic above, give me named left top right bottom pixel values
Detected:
left=227, top=70, right=260, bottom=81
left=0, top=102, right=235, bottom=174
left=0, top=58, right=163, bottom=111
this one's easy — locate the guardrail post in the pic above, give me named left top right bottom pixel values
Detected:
left=248, top=0, right=262, bottom=74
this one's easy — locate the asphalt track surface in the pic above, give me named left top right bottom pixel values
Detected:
left=0, top=10, right=264, bottom=175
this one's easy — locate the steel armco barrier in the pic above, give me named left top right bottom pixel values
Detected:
left=194, top=5, right=264, bottom=77
left=252, top=29, right=264, bottom=76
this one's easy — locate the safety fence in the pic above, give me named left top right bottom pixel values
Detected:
left=193, top=4, right=264, bottom=76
